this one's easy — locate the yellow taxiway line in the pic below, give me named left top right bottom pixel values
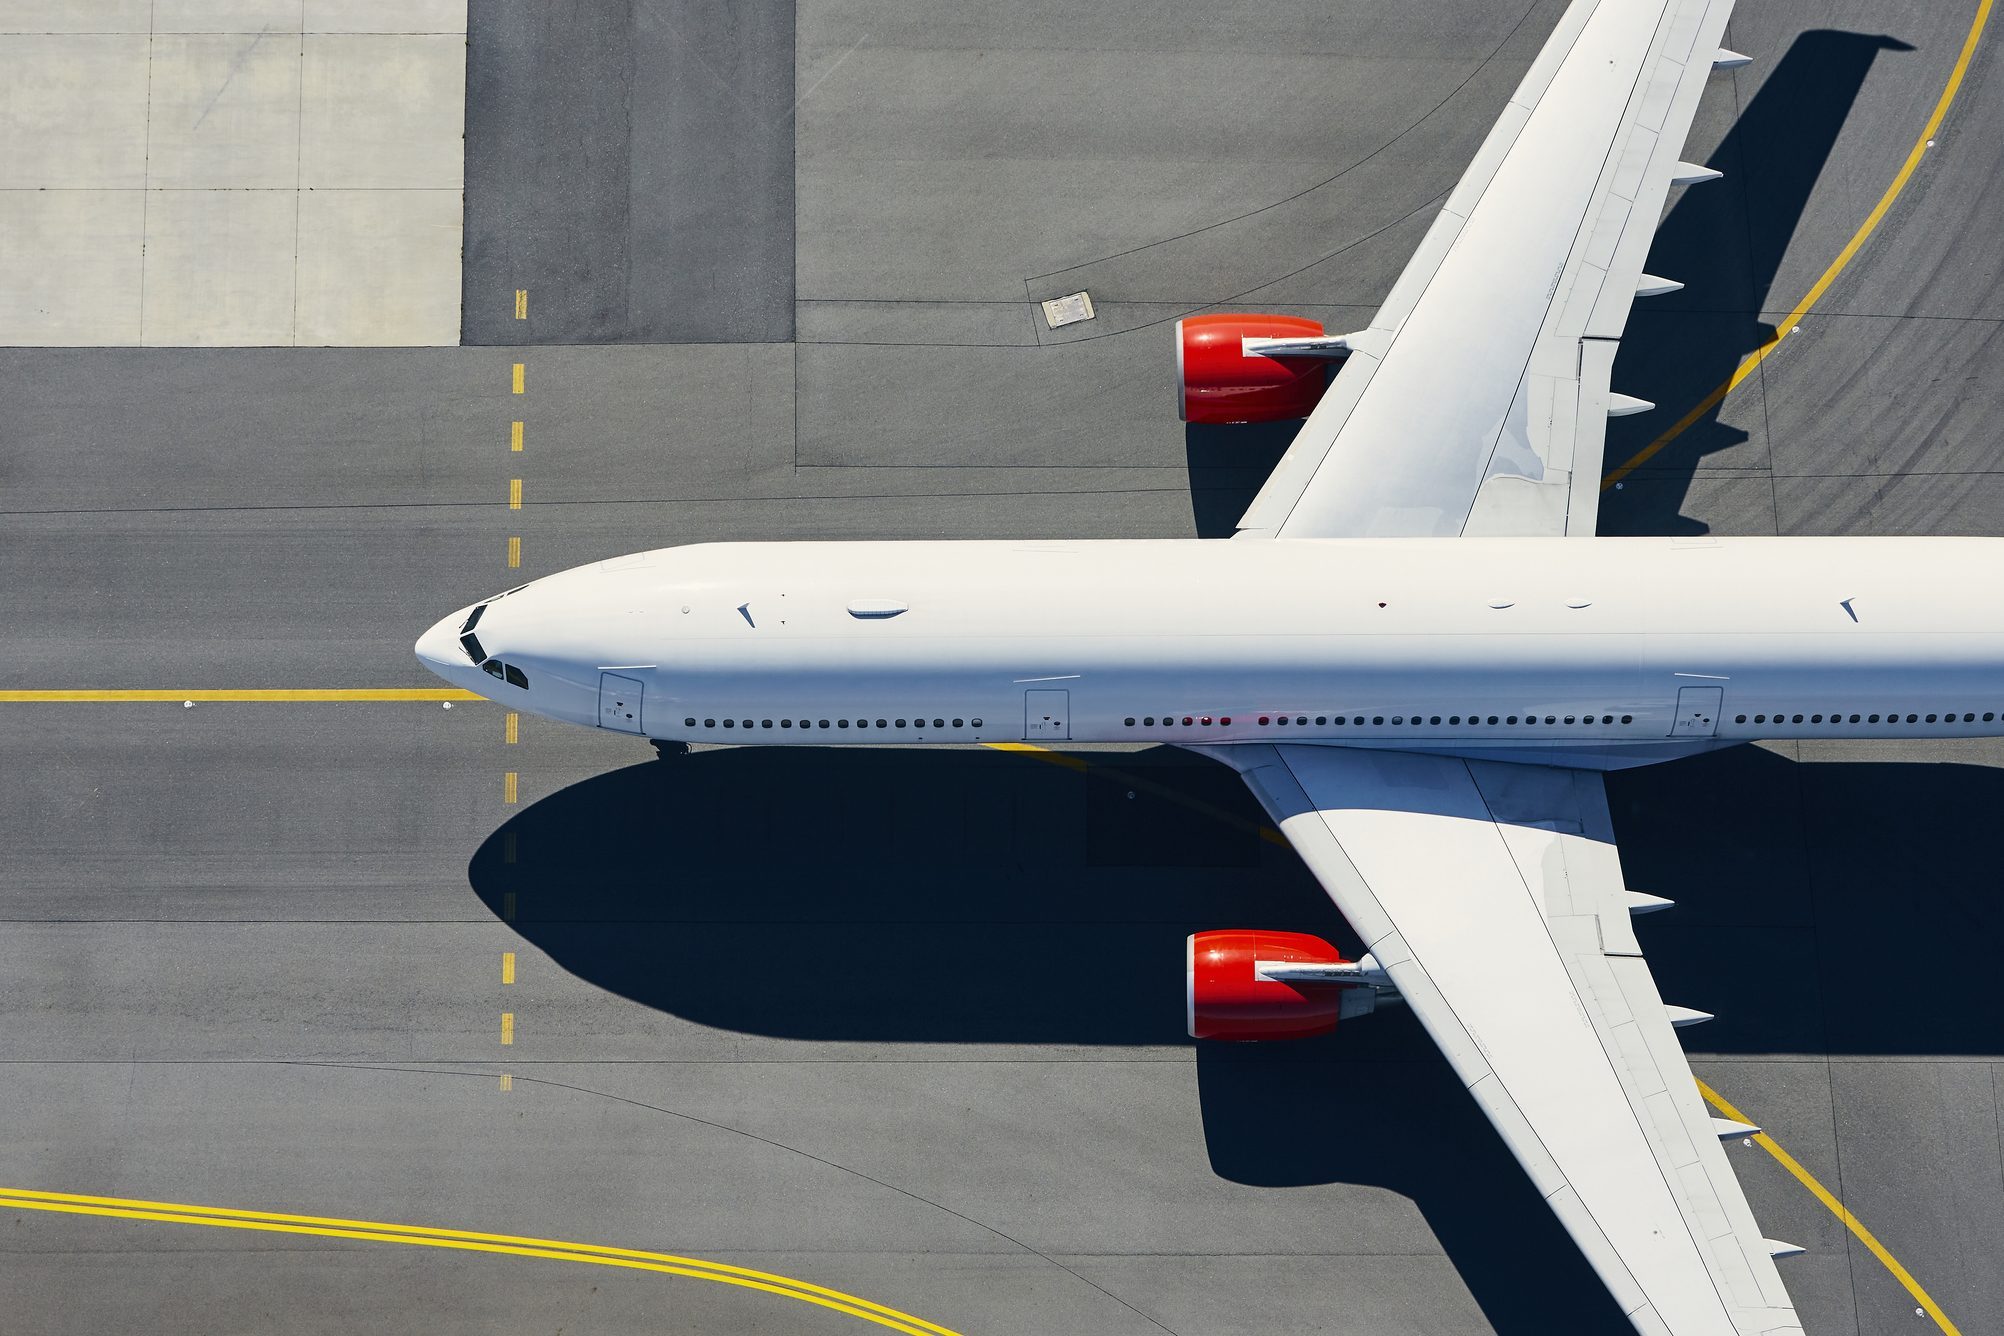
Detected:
left=0, top=689, right=481, bottom=702
left=1602, top=0, right=1994, bottom=490
left=1697, top=1081, right=1962, bottom=1335
left=0, top=1188, right=962, bottom=1336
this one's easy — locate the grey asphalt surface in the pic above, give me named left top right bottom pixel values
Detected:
left=5, top=1, right=2004, bottom=1333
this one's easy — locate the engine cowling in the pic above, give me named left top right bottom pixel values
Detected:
left=1187, top=929, right=1348, bottom=1041
left=1177, top=313, right=1332, bottom=425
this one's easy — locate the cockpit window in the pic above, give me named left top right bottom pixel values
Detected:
left=504, top=665, right=528, bottom=689
left=460, top=604, right=486, bottom=633
left=460, top=632, right=485, bottom=664
left=482, top=660, right=504, bottom=680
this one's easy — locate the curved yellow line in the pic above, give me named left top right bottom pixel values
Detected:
left=1602, top=0, right=1994, bottom=490
left=0, top=1189, right=963, bottom=1336
left=0, top=689, right=482, bottom=702
left=1696, top=1082, right=1961, bottom=1335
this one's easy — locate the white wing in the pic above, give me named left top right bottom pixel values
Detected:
left=1197, top=743, right=1802, bottom=1336
left=1237, top=0, right=1738, bottom=540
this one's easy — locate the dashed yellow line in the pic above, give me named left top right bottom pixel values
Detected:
left=507, top=536, right=522, bottom=569
left=503, top=772, right=518, bottom=804
left=498, top=1073, right=513, bottom=1092
left=0, top=1188, right=961, bottom=1336
left=514, top=289, right=528, bottom=320
left=511, top=362, right=525, bottom=395
left=500, top=1012, right=514, bottom=1044
left=1603, top=0, right=1994, bottom=489
left=502, top=890, right=517, bottom=920
left=1697, top=1080, right=1961, bottom=1333
left=501, top=952, right=516, bottom=985
left=0, top=689, right=480, bottom=703
left=510, top=420, right=524, bottom=452
left=505, top=711, right=519, bottom=744
left=509, top=477, right=523, bottom=510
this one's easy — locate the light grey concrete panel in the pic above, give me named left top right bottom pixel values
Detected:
left=144, top=33, right=302, bottom=188
left=0, top=34, right=149, bottom=187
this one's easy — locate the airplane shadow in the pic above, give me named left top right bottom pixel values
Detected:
left=470, top=741, right=2004, bottom=1331
left=1598, top=28, right=1912, bottom=534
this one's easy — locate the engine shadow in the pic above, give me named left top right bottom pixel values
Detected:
left=470, top=742, right=2004, bottom=1055
left=1185, top=418, right=1296, bottom=537
left=1599, top=29, right=1913, bottom=534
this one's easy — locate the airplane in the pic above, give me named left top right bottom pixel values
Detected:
left=413, top=1, right=1978, bottom=1329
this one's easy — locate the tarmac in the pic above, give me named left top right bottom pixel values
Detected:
left=3, top=1, right=2003, bottom=1333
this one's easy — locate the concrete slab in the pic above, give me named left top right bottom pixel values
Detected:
left=155, top=0, right=300, bottom=33
left=294, top=189, right=464, bottom=345
left=0, top=0, right=147, bottom=31
left=141, top=189, right=296, bottom=345
left=0, top=34, right=148, bottom=187
left=300, top=33, right=465, bottom=190
left=0, top=190, right=143, bottom=345
left=145, top=32, right=302, bottom=188
left=305, top=0, right=466, bottom=33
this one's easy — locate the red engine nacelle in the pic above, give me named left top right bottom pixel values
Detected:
left=1187, top=929, right=1348, bottom=1041
left=1177, top=313, right=1332, bottom=425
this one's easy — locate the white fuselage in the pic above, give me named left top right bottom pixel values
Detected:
left=415, top=537, right=2004, bottom=768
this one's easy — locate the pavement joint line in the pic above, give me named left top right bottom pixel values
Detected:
left=1601, top=0, right=1994, bottom=490
left=0, top=1189, right=961, bottom=1336
left=1696, top=1080, right=1961, bottom=1334
left=0, top=689, right=481, bottom=703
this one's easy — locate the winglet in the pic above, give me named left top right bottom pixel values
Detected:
left=1713, top=49, right=1753, bottom=69
left=1765, top=1239, right=1806, bottom=1259
left=1623, top=890, right=1674, bottom=914
left=1712, top=1117, right=1762, bottom=1140
left=1665, top=1006, right=1714, bottom=1028
left=1607, top=394, right=1656, bottom=417
left=1672, top=162, right=1725, bottom=185
left=1635, top=274, right=1685, bottom=297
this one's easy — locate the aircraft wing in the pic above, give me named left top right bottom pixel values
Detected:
left=1198, top=743, right=1803, bottom=1336
left=1236, top=0, right=1738, bottom=539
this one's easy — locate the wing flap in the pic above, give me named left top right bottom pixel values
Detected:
left=1203, top=742, right=1803, bottom=1336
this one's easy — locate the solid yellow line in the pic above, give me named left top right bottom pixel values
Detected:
left=507, top=536, right=522, bottom=569
left=500, top=1012, right=514, bottom=1044
left=0, top=689, right=481, bottom=703
left=505, top=710, right=519, bottom=744
left=511, top=362, right=525, bottom=394
left=514, top=289, right=528, bottom=320
left=510, top=420, right=524, bottom=452
left=509, top=478, right=523, bottom=510
left=1602, top=0, right=1993, bottom=490
left=503, top=772, right=518, bottom=804
left=501, top=952, right=516, bottom=985
left=0, top=1193, right=955, bottom=1336
left=1696, top=1080, right=1962, bottom=1335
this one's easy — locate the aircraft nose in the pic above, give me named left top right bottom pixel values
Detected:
left=415, top=608, right=469, bottom=673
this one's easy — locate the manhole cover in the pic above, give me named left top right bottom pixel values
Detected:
left=1040, top=291, right=1096, bottom=328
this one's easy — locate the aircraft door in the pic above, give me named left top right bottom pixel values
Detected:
left=1024, top=689, right=1070, bottom=740
left=599, top=672, right=644, bottom=733
left=1670, top=685, right=1723, bottom=737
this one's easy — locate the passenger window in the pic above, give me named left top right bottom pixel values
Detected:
left=1374, top=717, right=1385, bottom=726
left=952, top=719, right=963, bottom=728
left=704, top=718, right=716, bottom=727
left=482, top=660, right=504, bottom=679
left=723, top=719, right=734, bottom=728
left=1791, top=715, right=1803, bottom=724
left=878, top=719, right=889, bottom=728
left=781, top=719, right=792, bottom=728
left=685, top=717, right=696, bottom=726
left=1735, top=715, right=1747, bottom=724
left=933, top=718, right=945, bottom=728
left=504, top=665, right=528, bottom=689
left=762, top=720, right=773, bottom=728
left=1316, top=716, right=1327, bottom=725
left=1620, top=715, right=1632, bottom=724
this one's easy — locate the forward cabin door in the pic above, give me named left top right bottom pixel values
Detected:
left=599, top=672, right=645, bottom=733
left=1670, top=686, right=1723, bottom=737
left=1024, top=689, right=1070, bottom=740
